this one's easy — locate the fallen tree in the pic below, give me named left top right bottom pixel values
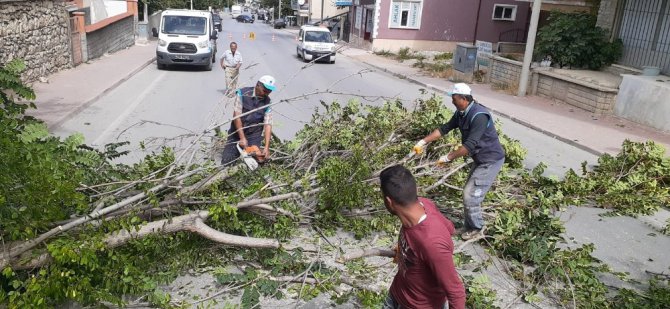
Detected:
left=2, top=60, right=669, bottom=309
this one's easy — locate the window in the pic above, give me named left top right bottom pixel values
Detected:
left=492, top=4, right=517, bottom=21
left=389, top=0, right=422, bottom=29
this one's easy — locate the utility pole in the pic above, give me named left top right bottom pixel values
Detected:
left=190, top=0, right=193, bottom=10
left=278, top=0, right=281, bottom=19
left=320, top=0, right=324, bottom=23
left=518, top=0, right=542, bottom=97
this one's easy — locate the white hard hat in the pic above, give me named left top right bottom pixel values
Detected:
left=447, top=83, right=472, bottom=96
left=258, top=75, right=276, bottom=91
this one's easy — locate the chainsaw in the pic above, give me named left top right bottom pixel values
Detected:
left=236, top=143, right=266, bottom=171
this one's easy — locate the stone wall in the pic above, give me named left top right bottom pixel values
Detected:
left=0, top=0, right=73, bottom=82
left=596, top=0, right=619, bottom=33
left=86, top=15, right=134, bottom=59
left=488, top=55, right=524, bottom=91
left=534, top=70, right=618, bottom=115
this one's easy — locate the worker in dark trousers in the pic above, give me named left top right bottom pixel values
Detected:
left=412, top=83, right=505, bottom=240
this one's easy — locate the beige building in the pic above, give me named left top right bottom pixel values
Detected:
left=291, top=0, right=349, bottom=25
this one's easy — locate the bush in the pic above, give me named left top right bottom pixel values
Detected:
left=396, top=47, right=413, bottom=61
left=535, top=12, right=623, bottom=70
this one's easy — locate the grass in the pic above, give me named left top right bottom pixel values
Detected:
left=378, top=47, right=455, bottom=79
left=373, top=49, right=394, bottom=57
left=433, top=52, right=453, bottom=61
left=474, top=69, right=487, bottom=83
left=397, top=47, right=413, bottom=61
left=492, top=80, right=519, bottom=95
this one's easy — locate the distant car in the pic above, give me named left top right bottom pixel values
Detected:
left=213, top=14, right=222, bottom=31
left=273, top=18, right=286, bottom=29
left=236, top=14, right=254, bottom=23
left=296, top=25, right=336, bottom=64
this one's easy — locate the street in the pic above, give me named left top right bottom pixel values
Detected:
left=54, top=18, right=596, bottom=176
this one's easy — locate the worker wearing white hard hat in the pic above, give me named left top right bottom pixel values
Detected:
left=221, top=75, right=276, bottom=166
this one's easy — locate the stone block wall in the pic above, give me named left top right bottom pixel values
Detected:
left=86, top=15, right=135, bottom=60
left=488, top=55, right=523, bottom=90
left=597, top=0, right=619, bottom=33
left=0, top=0, right=72, bottom=82
left=535, top=71, right=618, bottom=115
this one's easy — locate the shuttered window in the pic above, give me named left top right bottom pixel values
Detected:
left=390, top=0, right=422, bottom=29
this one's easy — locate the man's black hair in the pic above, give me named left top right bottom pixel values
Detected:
left=379, top=165, right=418, bottom=207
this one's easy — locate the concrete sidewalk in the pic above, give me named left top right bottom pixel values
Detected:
left=30, top=40, right=157, bottom=130
left=337, top=46, right=670, bottom=156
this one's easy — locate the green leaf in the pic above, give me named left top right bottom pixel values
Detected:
left=64, top=133, right=85, bottom=150
left=241, top=286, right=260, bottom=309
left=18, top=122, right=49, bottom=143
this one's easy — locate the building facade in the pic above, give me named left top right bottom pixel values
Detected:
left=346, top=0, right=530, bottom=52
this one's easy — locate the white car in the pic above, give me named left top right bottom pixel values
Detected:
left=296, top=25, right=336, bottom=64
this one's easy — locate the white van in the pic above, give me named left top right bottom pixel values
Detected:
left=152, top=9, right=218, bottom=70
left=296, top=25, right=337, bottom=64
left=231, top=5, right=242, bottom=18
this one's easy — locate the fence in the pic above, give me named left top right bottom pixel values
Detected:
left=617, top=0, right=670, bottom=74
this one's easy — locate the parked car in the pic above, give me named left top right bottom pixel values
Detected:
left=212, top=14, right=222, bottom=31
left=273, top=18, right=286, bottom=29
left=296, top=25, right=336, bottom=64
left=236, top=14, right=254, bottom=23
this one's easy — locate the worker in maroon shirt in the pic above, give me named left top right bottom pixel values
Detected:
left=379, top=165, right=466, bottom=309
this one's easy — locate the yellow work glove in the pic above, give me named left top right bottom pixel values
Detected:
left=411, top=139, right=427, bottom=156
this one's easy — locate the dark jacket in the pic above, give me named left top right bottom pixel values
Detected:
left=228, top=87, right=270, bottom=143
left=439, top=102, right=505, bottom=164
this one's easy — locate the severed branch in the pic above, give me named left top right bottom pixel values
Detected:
left=7, top=187, right=322, bottom=269
left=10, top=210, right=280, bottom=270
left=245, top=203, right=296, bottom=219
left=339, top=248, right=395, bottom=262
left=0, top=168, right=205, bottom=269
left=423, top=161, right=470, bottom=192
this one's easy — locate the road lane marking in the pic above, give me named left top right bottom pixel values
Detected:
left=93, top=70, right=167, bottom=146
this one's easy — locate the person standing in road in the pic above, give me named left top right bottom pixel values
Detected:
left=379, top=165, right=466, bottom=309
left=412, top=83, right=505, bottom=240
left=220, top=75, right=276, bottom=166
left=220, top=42, right=243, bottom=97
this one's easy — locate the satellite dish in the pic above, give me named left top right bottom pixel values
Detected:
left=298, top=0, right=305, bottom=5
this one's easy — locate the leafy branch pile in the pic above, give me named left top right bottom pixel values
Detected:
left=1, top=60, right=669, bottom=308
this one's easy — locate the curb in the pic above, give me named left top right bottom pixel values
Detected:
left=48, top=56, right=157, bottom=131
left=345, top=54, right=605, bottom=157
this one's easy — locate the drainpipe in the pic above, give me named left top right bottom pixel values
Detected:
left=518, top=0, right=541, bottom=97
left=473, top=0, right=482, bottom=43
